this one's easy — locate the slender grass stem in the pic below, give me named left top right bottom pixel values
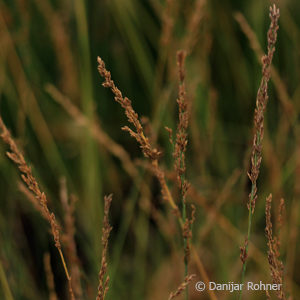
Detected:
left=238, top=182, right=255, bottom=300
left=0, top=260, right=14, bottom=300
left=58, top=248, right=71, bottom=280
left=183, top=200, right=188, bottom=300
left=239, top=149, right=258, bottom=300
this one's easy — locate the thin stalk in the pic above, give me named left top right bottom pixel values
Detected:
left=0, top=260, right=14, bottom=300
left=239, top=146, right=259, bottom=300
left=97, top=55, right=217, bottom=300
left=74, top=0, right=102, bottom=269
left=108, top=168, right=146, bottom=297
left=58, top=249, right=71, bottom=280
left=238, top=183, right=255, bottom=300
left=183, top=205, right=188, bottom=300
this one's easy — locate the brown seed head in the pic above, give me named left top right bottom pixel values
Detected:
left=248, top=4, right=280, bottom=213
left=97, top=56, right=161, bottom=160
left=96, top=194, right=113, bottom=300
left=168, top=274, right=196, bottom=300
left=265, top=194, right=286, bottom=300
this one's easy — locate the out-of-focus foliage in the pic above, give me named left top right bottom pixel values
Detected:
left=0, top=0, right=299, bottom=299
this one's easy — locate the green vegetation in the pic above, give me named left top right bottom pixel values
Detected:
left=0, top=1, right=299, bottom=299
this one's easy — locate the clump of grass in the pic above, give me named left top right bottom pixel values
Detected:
left=96, top=53, right=213, bottom=299
left=239, top=5, right=280, bottom=298
left=0, top=115, right=115, bottom=300
left=2, top=1, right=298, bottom=298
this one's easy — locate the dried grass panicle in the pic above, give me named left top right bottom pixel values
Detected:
left=238, top=6, right=280, bottom=297
left=18, top=181, right=49, bottom=220
left=173, top=50, right=195, bottom=300
left=168, top=274, right=196, bottom=300
left=234, top=11, right=294, bottom=119
left=97, top=56, right=179, bottom=212
left=247, top=4, right=280, bottom=213
left=265, top=194, right=286, bottom=300
left=174, top=50, right=190, bottom=195
left=0, top=117, right=61, bottom=249
left=174, top=50, right=196, bottom=268
left=96, top=56, right=217, bottom=300
left=97, top=56, right=161, bottom=160
left=96, top=194, right=113, bottom=300
left=0, top=116, right=75, bottom=299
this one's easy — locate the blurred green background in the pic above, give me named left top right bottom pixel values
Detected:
left=0, top=0, right=299, bottom=299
